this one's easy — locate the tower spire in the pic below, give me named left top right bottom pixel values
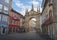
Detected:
left=32, top=3, right=34, bottom=11
left=37, top=6, right=38, bottom=13
left=37, top=5, right=40, bottom=13
left=38, top=7, right=40, bottom=13
left=31, top=0, right=34, bottom=11
left=26, top=8, right=28, bottom=13
left=25, top=8, right=28, bottom=15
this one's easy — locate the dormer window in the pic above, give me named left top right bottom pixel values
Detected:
left=49, top=0, right=53, bottom=6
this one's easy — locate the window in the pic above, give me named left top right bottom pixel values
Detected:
left=2, top=15, right=8, bottom=22
left=10, top=20, right=12, bottom=24
left=0, top=4, right=3, bottom=12
left=49, top=10, right=52, bottom=18
left=13, top=20, right=15, bottom=24
left=14, top=14, right=17, bottom=19
left=15, top=21, right=17, bottom=25
left=20, top=16, right=23, bottom=18
left=49, top=10, right=53, bottom=22
left=5, top=0, right=9, bottom=3
left=4, top=6, right=8, bottom=14
left=12, top=20, right=14, bottom=24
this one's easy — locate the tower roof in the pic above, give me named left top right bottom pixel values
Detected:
left=31, top=3, right=34, bottom=11
left=37, top=5, right=40, bottom=13
left=25, top=8, right=29, bottom=16
left=25, top=8, right=28, bottom=13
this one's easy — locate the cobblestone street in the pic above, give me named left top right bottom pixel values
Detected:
left=0, top=32, right=53, bottom=40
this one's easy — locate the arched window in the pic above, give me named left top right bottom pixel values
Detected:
left=49, top=10, right=52, bottom=22
left=49, top=10, right=52, bottom=17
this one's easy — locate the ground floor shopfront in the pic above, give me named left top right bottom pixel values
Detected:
left=0, top=21, right=8, bottom=35
left=9, top=24, right=20, bottom=33
left=0, top=13, right=9, bottom=35
left=41, top=18, right=54, bottom=39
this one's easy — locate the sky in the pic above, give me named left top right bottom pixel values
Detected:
left=12, top=0, right=43, bottom=16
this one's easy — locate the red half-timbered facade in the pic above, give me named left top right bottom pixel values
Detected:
left=9, top=9, right=22, bottom=32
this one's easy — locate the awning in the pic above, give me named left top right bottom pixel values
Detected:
left=10, top=16, right=20, bottom=21
left=9, top=24, right=19, bottom=28
left=14, top=19, right=20, bottom=21
left=10, top=16, right=14, bottom=20
left=44, top=17, right=50, bottom=25
left=42, top=17, right=51, bottom=26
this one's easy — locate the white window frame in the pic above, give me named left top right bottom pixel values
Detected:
left=2, top=15, right=8, bottom=22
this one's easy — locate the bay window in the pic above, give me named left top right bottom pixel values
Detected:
left=2, top=15, right=8, bottom=22
left=0, top=4, right=3, bottom=12
left=4, top=6, right=9, bottom=14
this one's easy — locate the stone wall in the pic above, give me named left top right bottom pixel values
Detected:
left=53, top=0, right=57, bottom=38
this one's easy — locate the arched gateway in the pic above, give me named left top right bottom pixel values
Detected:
left=25, top=4, right=40, bottom=32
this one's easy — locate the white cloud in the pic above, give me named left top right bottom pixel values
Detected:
left=32, top=1, right=39, bottom=5
left=28, top=0, right=41, bottom=11
left=15, top=1, right=24, bottom=8
left=40, top=7, right=42, bottom=13
left=15, top=9, right=25, bottom=16
left=39, top=0, right=43, bottom=2
left=13, top=0, right=42, bottom=16
left=13, top=0, right=26, bottom=16
left=16, top=3, right=23, bottom=8
left=34, top=8, right=37, bottom=11
left=20, top=11, right=25, bottom=16
left=29, top=0, right=40, bottom=6
left=34, top=7, right=42, bottom=13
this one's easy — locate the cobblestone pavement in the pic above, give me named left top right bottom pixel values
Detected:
left=0, top=32, right=54, bottom=40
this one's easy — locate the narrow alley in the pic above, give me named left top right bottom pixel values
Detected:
left=0, top=0, right=57, bottom=40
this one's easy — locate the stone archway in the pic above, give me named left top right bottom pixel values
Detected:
left=24, top=4, right=40, bottom=32
left=25, top=13, right=40, bottom=32
left=28, top=14, right=40, bottom=31
left=29, top=17, right=36, bottom=31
